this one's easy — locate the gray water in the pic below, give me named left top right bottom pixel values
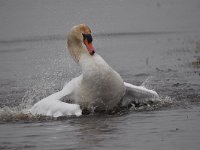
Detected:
left=0, top=0, right=200, bottom=150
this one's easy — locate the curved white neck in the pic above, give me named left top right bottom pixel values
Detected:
left=67, top=39, right=88, bottom=62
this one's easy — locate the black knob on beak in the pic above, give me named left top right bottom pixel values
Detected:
left=82, top=33, right=93, bottom=43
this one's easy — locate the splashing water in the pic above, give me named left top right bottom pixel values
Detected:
left=0, top=76, right=174, bottom=122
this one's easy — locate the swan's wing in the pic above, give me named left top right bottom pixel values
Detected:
left=124, top=82, right=159, bottom=99
left=30, top=76, right=83, bottom=117
left=122, top=82, right=160, bottom=106
left=30, top=98, right=82, bottom=117
left=60, top=75, right=82, bottom=103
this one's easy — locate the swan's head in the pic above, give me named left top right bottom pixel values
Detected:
left=67, top=24, right=95, bottom=62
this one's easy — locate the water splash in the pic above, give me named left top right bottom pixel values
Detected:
left=0, top=94, right=174, bottom=122
left=129, top=96, right=173, bottom=112
left=0, top=75, right=174, bottom=122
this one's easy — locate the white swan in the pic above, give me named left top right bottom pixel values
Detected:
left=30, top=24, right=159, bottom=117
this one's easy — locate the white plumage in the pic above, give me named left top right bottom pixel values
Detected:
left=30, top=24, right=160, bottom=117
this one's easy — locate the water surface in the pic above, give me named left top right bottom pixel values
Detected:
left=0, top=0, right=200, bottom=150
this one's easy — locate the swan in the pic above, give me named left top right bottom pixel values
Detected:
left=30, top=24, right=159, bottom=117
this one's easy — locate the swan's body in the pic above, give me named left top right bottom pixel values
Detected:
left=77, top=53, right=125, bottom=111
left=30, top=24, right=160, bottom=117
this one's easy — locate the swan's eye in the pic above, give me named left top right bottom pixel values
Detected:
left=82, top=33, right=93, bottom=43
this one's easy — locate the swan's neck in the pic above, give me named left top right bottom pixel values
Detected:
left=67, top=39, right=87, bottom=63
left=79, top=53, right=110, bottom=76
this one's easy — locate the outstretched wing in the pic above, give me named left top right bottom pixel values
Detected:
left=122, top=82, right=160, bottom=106
left=30, top=76, right=83, bottom=117
left=30, top=98, right=82, bottom=117
left=124, top=82, right=159, bottom=99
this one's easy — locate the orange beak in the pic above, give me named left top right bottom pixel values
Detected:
left=83, top=39, right=95, bottom=55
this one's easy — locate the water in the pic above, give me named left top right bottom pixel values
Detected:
left=0, top=0, right=200, bottom=149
